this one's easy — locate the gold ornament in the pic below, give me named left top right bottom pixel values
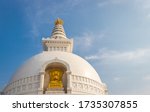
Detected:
left=55, top=18, right=64, bottom=25
left=48, top=69, right=63, bottom=88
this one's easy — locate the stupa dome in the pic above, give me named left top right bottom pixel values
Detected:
left=11, top=51, right=102, bottom=83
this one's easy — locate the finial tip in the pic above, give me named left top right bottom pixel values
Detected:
left=55, top=18, right=64, bottom=25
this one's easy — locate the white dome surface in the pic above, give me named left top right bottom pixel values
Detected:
left=11, top=51, right=102, bottom=83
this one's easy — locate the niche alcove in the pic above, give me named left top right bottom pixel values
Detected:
left=43, top=62, right=67, bottom=94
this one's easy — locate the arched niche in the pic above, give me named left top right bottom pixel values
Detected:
left=43, top=62, right=68, bottom=93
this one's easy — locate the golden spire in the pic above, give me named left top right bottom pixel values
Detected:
left=55, top=18, right=64, bottom=25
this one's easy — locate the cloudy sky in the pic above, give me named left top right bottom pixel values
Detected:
left=0, top=0, right=150, bottom=94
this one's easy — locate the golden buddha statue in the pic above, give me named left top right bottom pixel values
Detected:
left=48, top=69, right=63, bottom=88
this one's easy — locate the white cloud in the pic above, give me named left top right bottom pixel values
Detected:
left=85, top=55, right=99, bottom=60
left=86, top=48, right=150, bottom=95
left=135, top=0, right=150, bottom=9
left=85, top=48, right=150, bottom=63
left=97, top=0, right=150, bottom=20
left=110, top=0, right=129, bottom=4
left=23, top=0, right=83, bottom=38
left=133, top=0, right=150, bottom=20
left=24, top=1, right=52, bottom=38
left=74, top=32, right=94, bottom=49
left=30, top=23, right=40, bottom=38
left=97, top=0, right=129, bottom=7
left=113, top=77, right=121, bottom=81
left=147, top=14, right=150, bottom=19
left=74, top=32, right=105, bottom=50
left=65, top=0, right=84, bottom=7
left=143, top=75, right=150, bottom=81
left=98, top=2, right=109, bottom=7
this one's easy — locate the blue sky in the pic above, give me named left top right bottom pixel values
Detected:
left=0, top=0, right=150, bottom=94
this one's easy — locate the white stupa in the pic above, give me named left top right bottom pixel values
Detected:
left=3, top=18, right=108, bottom=95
